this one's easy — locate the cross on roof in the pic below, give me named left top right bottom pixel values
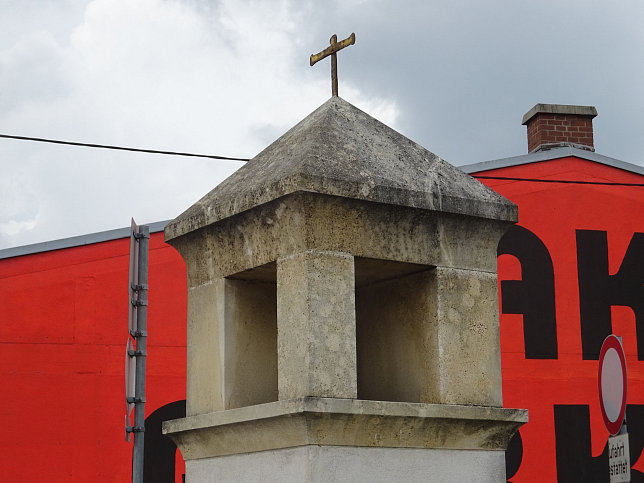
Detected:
left=310, top=33, right=356, bottom=97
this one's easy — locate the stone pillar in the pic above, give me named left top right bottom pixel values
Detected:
left=185, top=278, right=224, bottom=416
left=277, top=250, right=357, bottom=400
left=430, top=267, right=503, bottom=406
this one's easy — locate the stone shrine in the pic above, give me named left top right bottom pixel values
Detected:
left=163, top=96, right=528, bottom=481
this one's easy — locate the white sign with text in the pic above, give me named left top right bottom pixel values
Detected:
left=608, top=433, right=630, bottom=483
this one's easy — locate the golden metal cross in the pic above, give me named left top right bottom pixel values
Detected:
left=310, top=33, right=356, bottom=97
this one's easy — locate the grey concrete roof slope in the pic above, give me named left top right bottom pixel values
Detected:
left=460, top=146, right=644, bottom=176
left=166, top=97, right=516, bottom=241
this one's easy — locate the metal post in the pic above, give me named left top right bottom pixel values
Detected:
left=132, top=225, right=149, bottom=483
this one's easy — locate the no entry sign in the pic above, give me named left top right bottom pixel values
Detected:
left=598, top=335, right=628, bottom=435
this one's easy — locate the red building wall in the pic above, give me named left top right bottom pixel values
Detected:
left=0, top=155, right=642, bottom=481
left=475, top=156, right=644, bottom=481
left=0, top=233, right=187, bottom=481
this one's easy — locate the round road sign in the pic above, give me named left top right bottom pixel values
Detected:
left=598, top=335, right=628, bottom=435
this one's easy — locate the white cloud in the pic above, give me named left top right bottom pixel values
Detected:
left=0, top=215, right=40, bottom=238
left=0, top=0, right=398, bottom=249
left=61, top=0, right=396, bottom=151
left=0, top=30, right=68, bottom=113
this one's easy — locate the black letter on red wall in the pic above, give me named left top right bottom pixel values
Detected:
left=554, top=404, right=644, bottom=482
left=144, top=400, right=186, bottom=483
left=505, top=430, right=523, bottom=482
left=498, top=225, right=558, bottom=359
left=577, top=231, right=644, bottom=360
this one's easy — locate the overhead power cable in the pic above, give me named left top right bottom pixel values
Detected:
left=472, top=175, right=644, bottom=187
left=2, top=133, right=642, bottom=185
left=0, top=133, right=251, bottom=162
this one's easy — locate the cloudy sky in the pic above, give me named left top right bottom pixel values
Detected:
left=1, top=0, right=643, bottom=249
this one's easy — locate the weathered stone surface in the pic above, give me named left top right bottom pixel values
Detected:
left=172, top=192, right=512, bottom=412
left=170, top=193, right=508, bottom=287
left=163, top=397, right=528, bottom=459
left=356, top=267, right=503, bottom=406
left=185, top=279, right=224, bottom=416
left=186, top=445, right=506, bottom=482
left=277, top=250, right=357, bottom=399
left=429, top=267, right=503, bottom=406
left=165, top=97, right=516, bottom=242
left=186, top=278, right=277, bottom=416
left=357, top=268, right=436, bottom=403
left=222, top=279, right=277, bottom=409
left=165, top=95, right=525, bottom=482
left=173, top=189, right=509, bottom=410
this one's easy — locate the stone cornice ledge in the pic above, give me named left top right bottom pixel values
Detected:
left=163, top=398, right=528, bottom=460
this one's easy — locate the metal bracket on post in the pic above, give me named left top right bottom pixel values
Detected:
left=132, top=231, right=150, bottom=240
left=129, top=330, right=148, bottom=338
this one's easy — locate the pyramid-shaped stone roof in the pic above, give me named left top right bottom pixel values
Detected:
left=166, top=97, right=516, bottom=241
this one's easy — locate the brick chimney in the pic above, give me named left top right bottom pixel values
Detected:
left=522, top=103, right=598, bottom=153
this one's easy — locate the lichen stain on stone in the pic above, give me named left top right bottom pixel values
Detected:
left=274, top=201, right=287, bottom=220
left=461, top=292, right=475, bottom=309
left=326, top=332, right=342, bottom=352
left=468, top=277, right=481, bottom=297
left=469, top=322, right=487, bottom=335
left=447, top=307, right=461, bottom=325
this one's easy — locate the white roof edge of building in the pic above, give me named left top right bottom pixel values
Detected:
left=459, top=146, right=644, bottom=176
left=0, top=220, right=170, bottom=260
